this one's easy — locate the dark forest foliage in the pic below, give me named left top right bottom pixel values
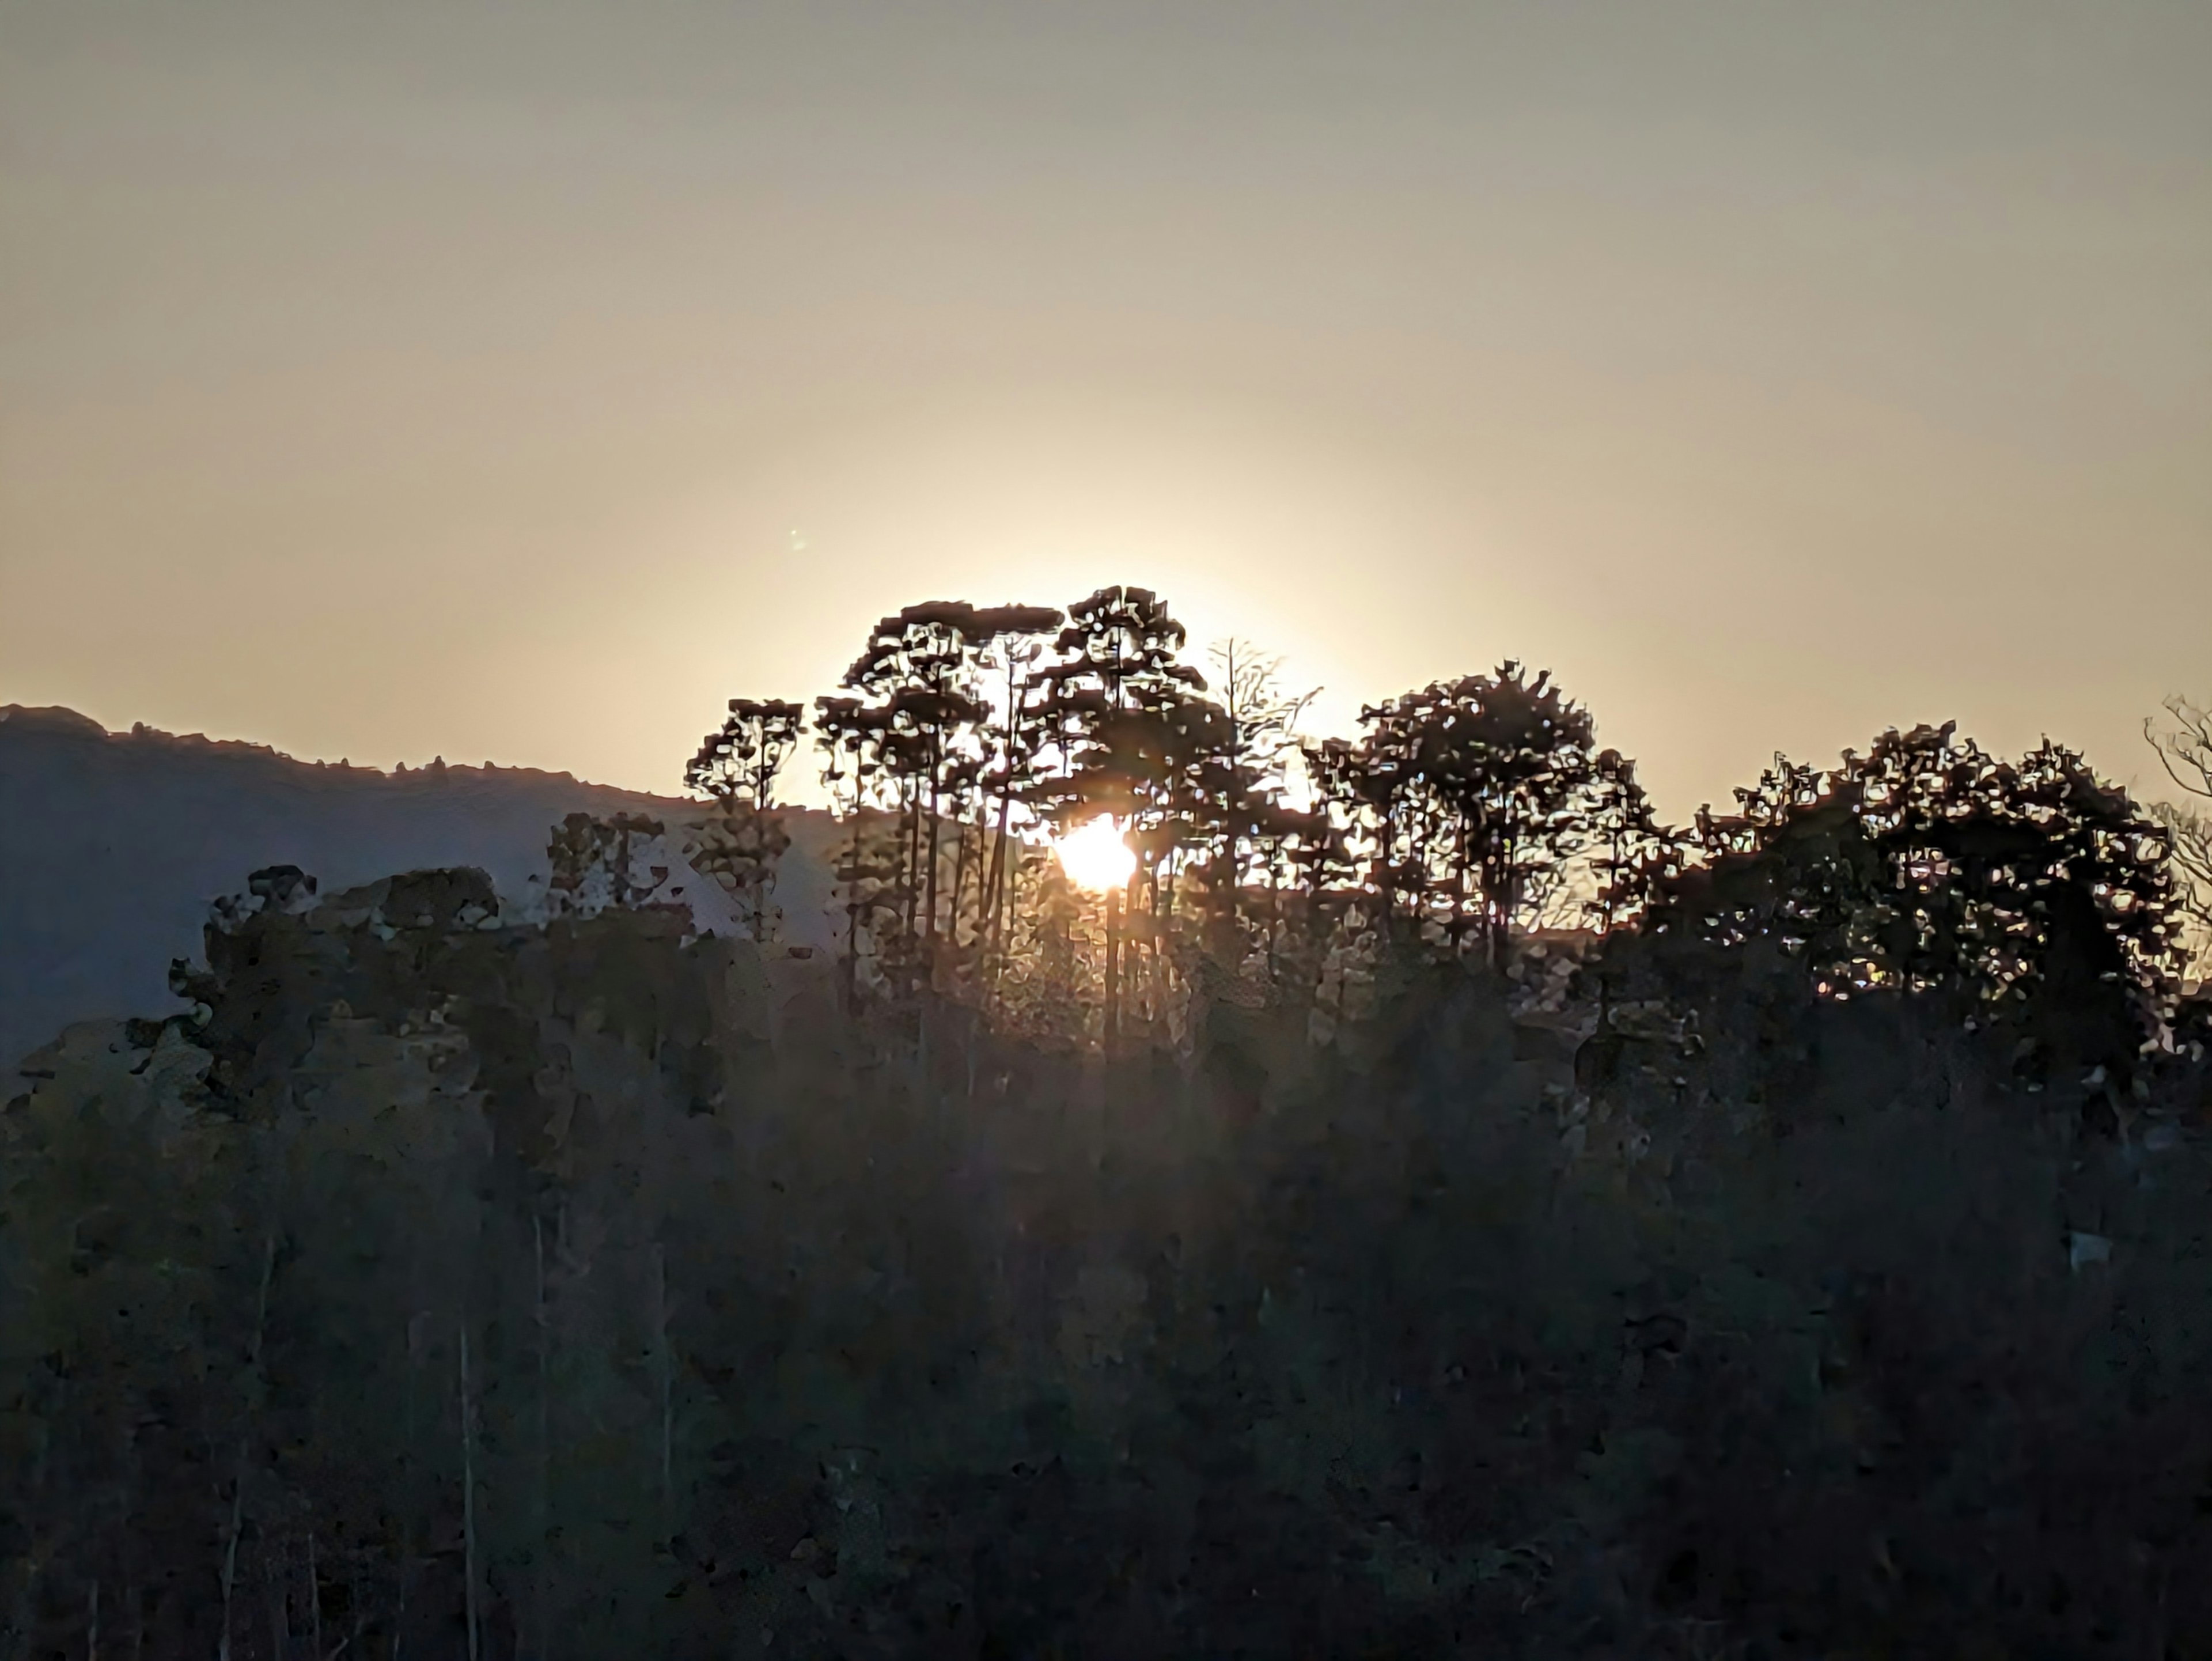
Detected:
left=6, top=588, right=2212, bottom=1658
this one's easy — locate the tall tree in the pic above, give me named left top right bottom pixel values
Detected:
left=685, top=698, right=805, bottom=942
left=970, top=605, right=1066, bottom=973
left=2147, top=695, right=2212, bottom=971
left=1200, top=640, right=1320, bottom=948
left=1323, top=663, right=1602, bottom=967
left=813, top=695, right=902, bottom=1008
left=1021, top=589, right=1211, bottom=1041
left=1585, top=748, right=1680, bottom=936
left=1037, top=587, right=1205, bottom=721
left=840, top=604, right=996, bottom=974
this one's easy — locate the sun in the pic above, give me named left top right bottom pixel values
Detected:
left=1056, top=815, right=1136, bottom=891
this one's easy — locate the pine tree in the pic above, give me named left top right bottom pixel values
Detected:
left=686, top=698, right=805, bottom=942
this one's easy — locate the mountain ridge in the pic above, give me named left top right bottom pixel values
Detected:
left=1, top=704, right=835, bottom=1064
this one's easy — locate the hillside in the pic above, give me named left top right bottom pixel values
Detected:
left=6, top=875, right=2210, bottom=1657
left=5, top=678, right=2211, bottom=1653
left=0, top=705, right=835, bottom=1065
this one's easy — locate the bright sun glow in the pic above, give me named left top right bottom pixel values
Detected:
left=1056, top=815, right=1136, bottom=891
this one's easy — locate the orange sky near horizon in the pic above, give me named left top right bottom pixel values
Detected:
left=3, top=1, right=2207, bottom=822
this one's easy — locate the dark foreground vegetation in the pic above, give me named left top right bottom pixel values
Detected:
left=7, top=588, right=2212, bottom=1658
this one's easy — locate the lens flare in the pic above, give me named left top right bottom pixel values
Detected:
left=1056, top=815, right=1135, bottom=891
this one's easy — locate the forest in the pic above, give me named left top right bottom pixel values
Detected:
left=7, top=584, right=2212, bottom=1659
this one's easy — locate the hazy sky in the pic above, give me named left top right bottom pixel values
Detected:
left=4, top=1, right=2208, bottom=818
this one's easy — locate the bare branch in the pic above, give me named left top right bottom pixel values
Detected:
left=2147, top=694, right=2212, bottom=801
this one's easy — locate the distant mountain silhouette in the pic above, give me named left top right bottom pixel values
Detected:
left=0, top=705, right=835, bottom=1064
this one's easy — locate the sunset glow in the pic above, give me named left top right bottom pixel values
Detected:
left=1056, top=815, right=1136, bottom=892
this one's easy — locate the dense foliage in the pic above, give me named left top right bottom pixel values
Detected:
left=6, top=587, right=2211, bottom=1658
left=682, top=589, right=2201, bottom=1054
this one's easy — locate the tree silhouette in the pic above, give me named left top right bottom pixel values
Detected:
left=842, top=603, right=995, bottom=968
left=2148, top=695, right=2212, bottom=973
left=1323, top=662, right=1602, bottom=967
left=1585, top=748, right=1680, bottom=936
left=812, top=694, right=902, bottom=1007
left=1037, top=585, right=1205, bottom=719
left=1018, top=589, right=1214, bottom=1045
left=685, top=697, right=805, bottom=941
left=2148, top=694, right=2212, bottom=802
left=18, top=576, right=2212, bottom=1661
left=1199, top=639, right=1320, bottom=951
left=546, top=812, right=666, bottom=916
left=1631, top=725, right=2183, bottom=1099
left=965, top=604, right=1065, bottom=982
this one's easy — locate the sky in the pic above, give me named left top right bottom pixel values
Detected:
left=3, top=0, right=2208, bottom=820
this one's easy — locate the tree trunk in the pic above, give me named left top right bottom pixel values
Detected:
left=983, top=796, right=1010, bottom=955
left=926, top=771, right=943, bottom=950
left=950, top=810, right=972, bottom=952
left=218, top=1231, right=278, bottom=1661
left=1266, top=854, right=1283, bottom=980
left=459, top=1324, right=480, bottom=1661
left=985, top=653, right=1021, bottom=947
left=1103, top=885, right=1123, bottom=1055
left=1490, top=829, right=1518, bottom=974
left=390, top=1558, right=408, bottom=1661
left=346, top=1562, right=366, bottom=1661
left=534, top=1215, right=552, bottom=1661
left=995, top=838, right=1022, bottom=986
left=903, top=791, right=922, bottom=959
left=264, top=1548, right=286, bottom=1661
left=651, top=1244, right=675, bottom=1530
left=305, top=1534, right=322, bottom=1660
